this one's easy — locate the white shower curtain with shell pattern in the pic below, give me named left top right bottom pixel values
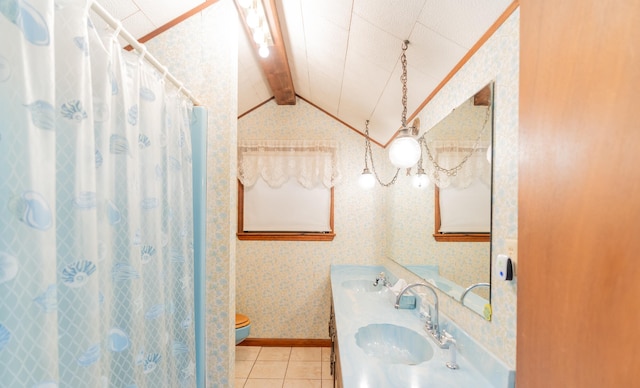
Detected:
left=0, top=1, right=196, bottom=386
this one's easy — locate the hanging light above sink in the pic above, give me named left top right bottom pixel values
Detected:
left=388, top=40, right=421, bottom=169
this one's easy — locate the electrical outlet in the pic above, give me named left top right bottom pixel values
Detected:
left=505, top=238, right=517, bottom=275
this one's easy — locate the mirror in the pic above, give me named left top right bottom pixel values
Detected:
left=386, top=83, right=493, bottom=318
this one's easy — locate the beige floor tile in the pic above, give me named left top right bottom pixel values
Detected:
left=285, top=361, right=322, bottom=379
left=244, top=378, right=284, bottom=388
left=290, top=347, right=322, bottom=361
left=321, top=380, right=334, bottom=388
left=321, top=347, right=331, bottom=362
left=235, top=378, right=246, bottom=387
left=257, top=347, right=292, bottom=361
left=236, top=346, right=261, bottom=361
left=235, top=360, right=255, bottom=379
left=248, top=360, right=289, bottom=379
left=321, top=361, right=332, bottom=380
left=283, top=379, right=322, bottom=388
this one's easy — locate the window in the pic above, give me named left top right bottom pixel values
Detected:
left=236, top=140, right=340, bottom=241
left=434, top=182, right=491, bottom=242
left=428, top=141, right=491, bottom=242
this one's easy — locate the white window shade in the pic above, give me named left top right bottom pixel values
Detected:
left=439, top=178, right=491, bottom=233
left=243, top=178, right=331, bottom=232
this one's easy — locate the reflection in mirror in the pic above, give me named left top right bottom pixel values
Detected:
left=386, top=83, right=493, bottom=318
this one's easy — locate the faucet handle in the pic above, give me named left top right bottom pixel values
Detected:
left=425, top=317, right=433, bottom=331
left=373, top=272, right=387, bottom=286
left=420, top=310, right=433, bottom=330
left=442, top=329, right=454, bottom=342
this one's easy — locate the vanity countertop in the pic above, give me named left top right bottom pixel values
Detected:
left=330, top=264, right=505, bottom=388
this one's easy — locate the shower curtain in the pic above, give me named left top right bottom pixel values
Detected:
left=0, top=1, right=197, bottom=387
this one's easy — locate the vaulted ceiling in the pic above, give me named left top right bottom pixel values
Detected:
left=98, top=0, right=515, bottom=145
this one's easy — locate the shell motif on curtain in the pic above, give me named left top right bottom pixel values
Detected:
left=0, top=1, right=196, bottom=387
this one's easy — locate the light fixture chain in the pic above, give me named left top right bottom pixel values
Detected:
left=364, top=121, right=400, bottom=187
left=420, top=101, right=492, bottom=180
left=400, top=40, right=409, bottom=128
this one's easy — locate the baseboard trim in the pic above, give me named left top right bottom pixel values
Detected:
left=238, top=338, right=332, bottom=347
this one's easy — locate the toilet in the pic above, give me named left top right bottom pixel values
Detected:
left=235, top=313, right=251, bottom=345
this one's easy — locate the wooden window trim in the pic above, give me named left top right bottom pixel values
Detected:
left=237, top=180, right=336, bottom=241
left=433, top=186, right=490, bottom=242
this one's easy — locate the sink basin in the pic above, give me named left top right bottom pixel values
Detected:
left=341, top=279, right=385, bottom=293
left=355, top=324, right=433, bottom=365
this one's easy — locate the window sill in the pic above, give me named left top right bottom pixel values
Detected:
left=433, top=233, right=490, bottom=242
left=237, top=232, right=336, bottom=241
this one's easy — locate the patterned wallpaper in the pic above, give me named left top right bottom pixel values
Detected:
left=146, top=2, right=519, bottom=384
left=384, top=9, right=520, bottom=369
left=237, top=99, right=387, bottom=338
left=144, top=1, right=238, bottom=385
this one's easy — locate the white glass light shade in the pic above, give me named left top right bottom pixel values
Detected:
left=412, top=173, right=430, bottom=189
left=388, top=132, right=421, bottom=168
left=358, top=169, right=375, bottom=189
left=258, top=45, right=269, bottom=58
left=246, top=10, right=259, bottom=28
left=253, top=29, right=265, bottom=45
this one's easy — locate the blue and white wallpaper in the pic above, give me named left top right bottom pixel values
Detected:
left=147, top=3, right=519, bottom=384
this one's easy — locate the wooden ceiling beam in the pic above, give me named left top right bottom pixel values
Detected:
left=234, top=0, right=296, bottom=105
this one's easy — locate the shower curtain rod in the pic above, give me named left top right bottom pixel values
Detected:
left=90, top=1, right=202, bottom=106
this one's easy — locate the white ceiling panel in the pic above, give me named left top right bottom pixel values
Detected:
left=299, top=0, right=353, bottom=30
left=407, top=22, right=468, bottom=82
left=96, top=0, right=514, bottom=144
left=339, top=50, right=392, bottom=119
left=418, top=0, right=513, bottom=48
left=134, top=0, right=205, bottom=27
left=307, top=67, right=342, bottom=115
left=404, top=65, right=440, bottom=114
left=121, top=11, right=156, bottom=41
left=347, top=15, right=403, bottom=74
left=352, top=0, right=427, bottom=40
left=301, top=8, right=349, bottom=78
left=277, top=0, right=306, bottom=54
left=99, top=0, right=140, bottom=20
left=289, top=55, right=311, bottom=98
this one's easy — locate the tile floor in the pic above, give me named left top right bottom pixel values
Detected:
left=235, top=346, right=333, bottom=388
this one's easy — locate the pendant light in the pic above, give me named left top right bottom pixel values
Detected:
left=388, top=40, right=421, bottom=169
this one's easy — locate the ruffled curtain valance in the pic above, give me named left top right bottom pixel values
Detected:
left=238, top=140, right=342, bottom=189
left=423, top=140, right=491, bottom=189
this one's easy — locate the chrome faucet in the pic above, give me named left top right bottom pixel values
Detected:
left=373, top=272, right=390, bottom=287
left=460, top=282, right=490, bottom=305
left=395, top=282, right=448, bottom=348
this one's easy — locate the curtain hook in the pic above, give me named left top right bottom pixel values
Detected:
left=160, top=66, right=169, bottom=84
left=112, top=21, right=123, bottom=42
left=138, top=44, right=147, bottom=63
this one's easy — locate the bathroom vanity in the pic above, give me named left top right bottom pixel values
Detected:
left=329, top=265, right=514, bottom=387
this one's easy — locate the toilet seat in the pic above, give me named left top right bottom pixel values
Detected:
left=235, top=313, right=250, bottom=329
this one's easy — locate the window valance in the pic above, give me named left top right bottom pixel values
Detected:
left=423, top=140, right=491, bottom=189
left=238, top=140, right=342, bottom=189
